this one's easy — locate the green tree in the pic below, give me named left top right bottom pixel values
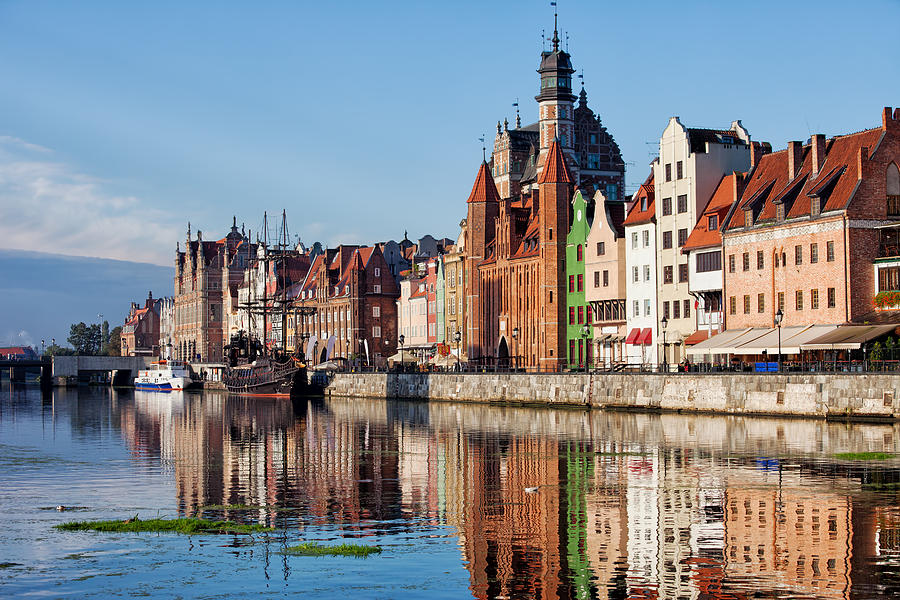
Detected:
left=68, top=322, right=102, bottom=355
left=100, top=320, right=110, bottom=354
left=44, top=343, right=75, bottom=357
left=106, top=326, right=123, bottom=356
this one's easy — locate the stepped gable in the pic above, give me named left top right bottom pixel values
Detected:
left=537, top=139, right=573, bottom=185
left=466, top=161, right=501, bottom=204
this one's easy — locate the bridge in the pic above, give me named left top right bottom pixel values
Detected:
left=0, top=355, right=155, bottom=388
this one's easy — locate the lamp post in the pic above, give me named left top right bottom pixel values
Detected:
left=399, top=334, right=405, bottom=370
left=453, top=330, right=461, bottom=371
left=580, top=324, right=590, bottom=374
left=660, top=316, right=668, bottom=373
left=774, top=308, right=783, bottom=372
left=41, top=339, right=45, bottom=356
left=512, top=326, right=519, bottom=371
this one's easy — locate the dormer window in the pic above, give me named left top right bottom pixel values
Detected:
left=744, top=209, right=753, bottom=228
left=811, top=197, right=822, bottom=217
left=708, top=215, right=718, bottom=231
left=776, top=204, right=785, bottom=222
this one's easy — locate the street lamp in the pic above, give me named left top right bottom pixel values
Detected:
left=41, top=339, right=45, bottom=356
left=660, top=316, right=668, bottom=373
left=453, top=330, right=461, bottom=371
left=580, top=324, right=590, bottom=374
left=511, top=326, right=519, bottom=371
left=774, top=308, right=783, bottom=372
left=399, top=334, right=405, bottom=370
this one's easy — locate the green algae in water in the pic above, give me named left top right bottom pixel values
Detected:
left=282, top=542, right=382, bottom=557
left=834, top=452, right=895, bottom=461
left=55, top=517, right=273, bottom=535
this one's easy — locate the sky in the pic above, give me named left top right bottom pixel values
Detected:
left=1, top=0, right=899, bottom=269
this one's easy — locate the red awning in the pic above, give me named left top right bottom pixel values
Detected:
left=684, top=330, right=710, bottom=346
left=624, top=328, right=641, bottom=345
left=637, top=328, right=653, bottom=345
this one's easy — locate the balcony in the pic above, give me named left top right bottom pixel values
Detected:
left=878, top=226, right=900, bottom=258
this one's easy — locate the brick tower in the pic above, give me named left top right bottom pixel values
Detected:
left=464, top=161, right=500, bottom=361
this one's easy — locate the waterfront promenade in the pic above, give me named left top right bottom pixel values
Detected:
left=325, top=371, right=900, bottom=421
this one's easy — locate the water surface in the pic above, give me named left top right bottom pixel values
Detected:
left=2, top=385, right=900, bottom=598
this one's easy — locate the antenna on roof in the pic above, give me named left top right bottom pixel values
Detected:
left=479, top=134, right=486, bottom=162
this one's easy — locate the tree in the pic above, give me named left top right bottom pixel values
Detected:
left=44, top=343, right=75, bottom=357
left=67, top=322, right=102, bottom=355
left=100, top=320, right=110, bottom=354
left=107, top=326, right=123, bottom=356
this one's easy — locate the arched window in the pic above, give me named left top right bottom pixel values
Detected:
left=888, top=163, right=900, bottom=216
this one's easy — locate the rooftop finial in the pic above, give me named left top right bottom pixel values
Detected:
left=187, top=221, right=191, bottom=238
left=551, top=2, right=559, bottom=52
left=513, top=98, right=520, bottom=128
left=232, top=215, right=237, bottom=228
left=479, top=134, right=486, bottom=162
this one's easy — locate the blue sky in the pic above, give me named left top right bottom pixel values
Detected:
left=1, top=0, right=899, bottom=267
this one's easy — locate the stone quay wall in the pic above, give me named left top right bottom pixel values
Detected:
left=325, top=372, right=900, bottom=420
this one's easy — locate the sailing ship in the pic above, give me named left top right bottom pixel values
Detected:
left=222, top=211, right=321, bottom=397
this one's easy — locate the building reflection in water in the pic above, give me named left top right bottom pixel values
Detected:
left=113, top=391, right=900, bottom=599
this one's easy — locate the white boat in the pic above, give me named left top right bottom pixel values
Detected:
left=133, top=360, right=193, bottom=391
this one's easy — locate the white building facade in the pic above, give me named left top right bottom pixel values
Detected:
left=623, top=177, right=658, bottom=367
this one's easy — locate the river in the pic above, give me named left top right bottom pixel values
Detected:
left=2, top=385, right=900, bottom=598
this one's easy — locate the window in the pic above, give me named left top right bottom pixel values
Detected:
left=594, top=271, right=600, bottom=287
left=373, top=326, right=381, bottom=338
left=888, top=162, right=900, bottom=215
left=811, top=288, right=819, bottom=309
left=696, top=251, right=721, bottom=273
left=644, top=299, right=651, bottom=316
left=663, top=266, right=673, bottom=284
left=678, top=263, right=688, bottom=282
left=826, top=241, right=835, bottom=262
left=880, top=266, right=900, bottom=291
left=810, top=243, right=818, bottom=263
left=633, top=266, right=639, bottom=282
left=375, top=267, right=381, bottom=276
left=729, top=254, right=736, bottom=273
left=577, top=274, right=583, bottom=291
left=775, top=253, right=780, bottom=268
left=677, top=195, right=688, bottom=214
left=742, top=252, right=750, bottom=271
left=758, top=293, right=765, bottom=313
left=684, top=299, right=691, bottom=318
left=827, top=287, right=836, bottom=308
left=795, top=245, right=802, bottom=265
left=729, top=296, right=736, bottom=315
left=569, top=275, right=575, bottom=292
left=603, top=270, right=609, bottom=287
left=644, top=265, right=651, bottom=281
left=795, top=290, right=804, bottom=310
left=708, top=215, right=718, bottom=231
left=678, top=228, right=688, bottom=247
left=596, top=241, right=605, bottom=255
left=663, top=301, right=670, bottom=319
left=743, top=295, right=751, bottom=314
left=569, top=307, right=575, bottom=324
left=641, top=197, right=648, bottom=211
left=663, top=231, right=673, bottom=249
left=577, top=245, right=583, bottom=261
left=677, top=161, right=684, bottom=179
left=665, top=163, right=672, bottom=182
left=372, top=306, right=380, bottom=317
left=662, top=197, right=672, bottom=216
left=673, top=300, right=681, bottom=319
left=778, top=292, right=785, bottom=312
left=643, top=230, right=650, bottom=247
left=374, top=284, right=381, bottom=293
left=577, top=306, right=584, bottom=324
left=756, top=251, right=764, bottom=270
left=632, top=232, right=638, bottom=249
left=633, top=300, right=640, bottom=317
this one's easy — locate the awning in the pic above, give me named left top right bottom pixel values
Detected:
left=733, top=325, right=838, bottom=355
left=686, top=327, right=760, bottom=356
left=637, top=328, right=653, bottom=345
left=683, top=330, right=710, bottom=346
left=802, top=324, right=899, bottom=350
left=624, top=328, right=641, bottom=345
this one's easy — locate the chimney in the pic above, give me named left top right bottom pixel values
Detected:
left=731, top=172, right=747, bottom=204
left=787, top=141, right=803, bottom=180
left=858, top=146, right=868, bottom=180
left=894, top=107, right=900, bottom=122
left=750, top=141, right=771, bottom=167
left=884, top=107, right=893, bottom=131
left=811, top=134, right=826, bottom=177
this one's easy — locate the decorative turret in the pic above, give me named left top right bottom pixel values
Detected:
left=536, top=8, right=576, bottom=157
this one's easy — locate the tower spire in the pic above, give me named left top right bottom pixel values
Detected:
left=551, top=2, right=559, bottom=51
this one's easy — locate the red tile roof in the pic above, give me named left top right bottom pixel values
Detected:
left=682, top=173, right=741, bottom=252
left=727, top=127, right=883, bottom=229
left=537, top=139, right=573, bottom=185
left=466, top=161, right=501, bottom=204
left=623, top=174, right=655, bottom=226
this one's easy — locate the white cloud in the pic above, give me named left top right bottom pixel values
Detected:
left=0, top=139, right=177, bottom=265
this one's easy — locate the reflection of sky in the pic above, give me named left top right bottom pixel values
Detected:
left=3, top=386, right=900, bottom=599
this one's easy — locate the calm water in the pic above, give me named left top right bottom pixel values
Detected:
left=2, top=385, right=900, bottom=599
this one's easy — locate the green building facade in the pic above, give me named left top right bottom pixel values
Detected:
left=565, top=190, right=592, bottom=368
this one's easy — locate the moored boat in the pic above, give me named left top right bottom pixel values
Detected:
left=133, top=360, right=194, bottom=391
